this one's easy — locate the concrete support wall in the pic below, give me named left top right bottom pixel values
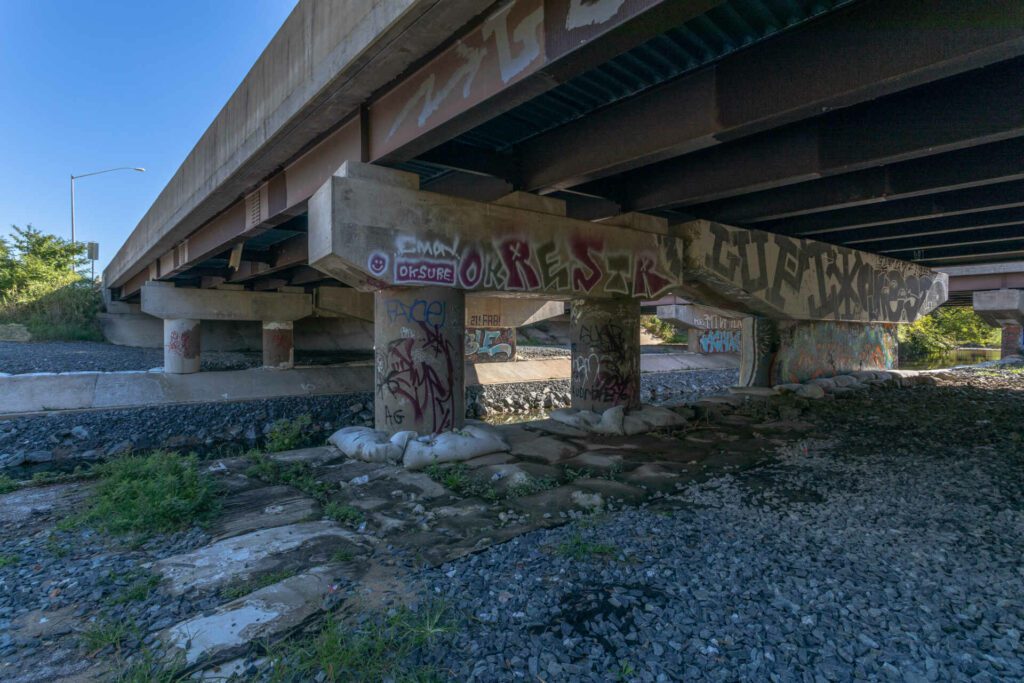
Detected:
left=465, top=327, right=515, bottom=363
left=739, top=317, right=898, bottom=386
left=164, top=319, right=201, bottom=374
left=570, top=298, right=641, bottom=412
left=1001, top=325, right=1023, bottom=358
left=262, top=322, right=295, bottom=369
left=694, top=328, right=741, bottom=354
left=374, top=286, right=465, bottom=435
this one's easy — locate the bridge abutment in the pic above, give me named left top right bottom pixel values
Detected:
left=374, top=286, right=465, bottom=435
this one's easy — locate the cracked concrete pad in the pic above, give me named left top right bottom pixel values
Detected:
left=563, top=452, right=626, bottom=475
left=152, top=521, right=366, bottom=594
left=509, top=435, right=581, bottom=465
left=270, top=445, right=344, bottom=466
left=0, top=483, right=91, bottom=529
left=622, top=463, right=684, bottom=493
left=462, top=452, right=519, bottom=468
left=570, top=478, right=647, bottom=505
left=524, top=418, right=590, bottom=438
left=161, top=566, right=338, bottom=667
left=209, top=486, right=320, bottom=541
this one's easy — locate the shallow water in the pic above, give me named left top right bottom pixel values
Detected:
left=901, top=347, right=1000, bottom=370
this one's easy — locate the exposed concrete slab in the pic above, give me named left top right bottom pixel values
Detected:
left=466, top=297, right=565, bottom=328
left=208, top=485, right=321, bottom=541
left=161, top=566, right=338, bottom=667
left=141, top=283, right=312, bottom=322
left=151, top=520, right=367, bottom=595
left=315, top=286, right=373, bottom=321
left=0, top=353, right=729, bottom=416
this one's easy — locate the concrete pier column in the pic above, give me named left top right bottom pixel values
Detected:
left=374, top=286, right=465, bottom=435
left=1001, top=324, right=1023, bottom=358
left=262, top=321, right=295, bottom=369
left=738, top=316, right=778, bottom=387
left=570, top=298, right=641, bottom=412
left=163, top=319, right=201, bottom=374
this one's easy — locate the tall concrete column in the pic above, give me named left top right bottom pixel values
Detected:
left=262, top=321, right=295, bottom=369
left=738, top=316, right=778, bottom=387
left=570, top=298, right=641, bottom=412
left=374, top=286, right=465, bottom=435
left=1001, top=324, right=1023, bottom=358
left=163, top=319, right=201, bottom=374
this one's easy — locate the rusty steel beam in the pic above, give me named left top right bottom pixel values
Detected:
left=515, top=0, right=1024, bottom=192
left=689, top=138, right=1024, bottom=225
left=612, top=58, right=1024, bottom=211
left=757, top=180, right=1024, bottom=238
left=947, top=272, right=1024, bottom=292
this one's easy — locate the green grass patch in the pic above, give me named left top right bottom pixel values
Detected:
left=331, top=549, right=355, bottom=563
left=505, top=476, right=558, bottom=499
left=111, top=648, right=185, bottom=683
left=0, top=553, right=18, bottom=568
left=263, top=602, right=454, bottom=683
left=0, top=474, right=19, bottom=494
left=65, top=451, right=218, bottom=538
left=80, top=619, right=137, bottom=655
left=425, top=463, right=498, bottom=502
left=265, top=414, right=313, bottom=452
left=555, top=532, right=618, bottom=560
left=105, top=571, right=161, bottom=605
left=324, top=502, right=364, bottom=526
left=245, top=452, right=334, bottom=503
left=222, top=569, right=297, bottom=601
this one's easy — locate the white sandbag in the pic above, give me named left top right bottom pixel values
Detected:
left=327, top=426, right=406, bottom=464
left=402, top=425, right=509, bottom=471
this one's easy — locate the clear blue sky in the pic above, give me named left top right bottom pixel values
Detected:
left=0, top=0, right=298, bottom=272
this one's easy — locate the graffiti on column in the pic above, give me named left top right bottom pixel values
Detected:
left=373, top=232, right=680, bottom=299
left=772, top=321, right=897, bottom=384
left=698, top=329, right=740, bottom=354
left=465, top=327, right=515, bottom=362
left=167, top=328, right=199, bottom=359
left=692, top=222, right=947, bottom=323
left=375, top=298, right=458, bottom=433
left=572, top=321, right=638, bottom=405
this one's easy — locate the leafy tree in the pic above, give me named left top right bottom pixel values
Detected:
left=0, top=225, right=101, bottom=340
left=898, top=306, right=1000, bottom=360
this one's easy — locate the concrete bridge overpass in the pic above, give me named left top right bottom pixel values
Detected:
left=103, top=0, right=1024, bottom=434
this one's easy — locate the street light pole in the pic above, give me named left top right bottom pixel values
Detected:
left=69, top=166, right=145, bottom=244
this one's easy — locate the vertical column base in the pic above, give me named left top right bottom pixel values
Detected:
left=570, top=298, right=641, bottom=412
left=262, top=321, right=295, bottom=369
left=1001, top=324, right=1023, bottom=359
left=163, top=319, right=201, bottom=374
left=738, top=317, right=777, bottom=387
left=374, top=286, right=465, bottom=435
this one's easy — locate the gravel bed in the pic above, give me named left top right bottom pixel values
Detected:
left=0, top=341, right=371, bottom=374
left=411, top=367, right=1024, bottom=681
left=1, top=370, right=737, bottom=473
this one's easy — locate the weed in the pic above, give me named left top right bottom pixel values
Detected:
left=66, top=451, right=218, bottom=538
left=425, top=463, right=498, bottom=502
left=505, top=476, right=558, bottom=499
left=0, top=553, right=18, bottom=568
left=324, top=502, right=364, bottom=526
left=556, top=532, right=618, bottom=560
left=222, top=569, right=296, bottom=600
left=111, top=648, right=185, bottom=682
left=81, top=619, right=136, bottom=655
left=265, top=414, right=313, bottom=452
left=617, top=659, right=637, bottom=680
left=263, top=601, right=454, bottom=682
left=0, top=474, right=19, bottom=494
left=246, top=453, right=333, bottom=502
left=331, top=549, right=355, bottom=563
left=106, top=572, right=161, bottom=605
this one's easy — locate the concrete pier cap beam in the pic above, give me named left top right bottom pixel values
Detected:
left=140, top=282, right=312, bottom=322
left=973, top=289, right=1024, bottom=327
left=374, top=286, right=465, bottom=435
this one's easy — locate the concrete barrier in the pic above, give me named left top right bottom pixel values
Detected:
left=0, top=353, right=735, bottom=416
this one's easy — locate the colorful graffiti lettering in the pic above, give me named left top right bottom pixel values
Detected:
left=770, top=321, right=898, bottom=384
left=383, top=298, right=450, bottom=326
left=701, top=223, right=945, bottom=323
left=465, top=327, right=515, bottom=362
left=570, top=305, right=640, bottom=409
left=380, top=233, right=680, bottom=299
left=698, top=329, right=740, bottom=354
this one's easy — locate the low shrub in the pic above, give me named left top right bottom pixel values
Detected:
left=67, top=451, right=218, bottom=537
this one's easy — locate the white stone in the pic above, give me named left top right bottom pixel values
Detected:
left=795, top=384, right=826, bottom=399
